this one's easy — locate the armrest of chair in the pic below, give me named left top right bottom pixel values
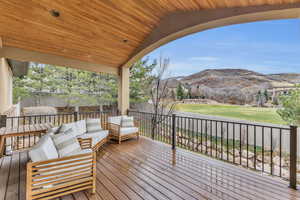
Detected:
left=77, top=138, right=92, bottom=149
left=26, top=152, right=96, bottom=200
left=108, top=123, right=120, bottom=131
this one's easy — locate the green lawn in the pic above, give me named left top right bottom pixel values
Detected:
left=175, top=104, right=286, bottom=125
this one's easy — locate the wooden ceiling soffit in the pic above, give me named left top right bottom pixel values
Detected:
left=0, top=46, right=118, bottom=75
left=123, top=2, right=300, bottom=68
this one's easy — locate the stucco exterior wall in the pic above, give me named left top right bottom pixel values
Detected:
left=0, top=58, right=13, bottom=114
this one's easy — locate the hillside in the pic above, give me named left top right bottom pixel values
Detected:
left=267, top=73, right=300, bottom=84
left=168, top=69, right=299, bottom=104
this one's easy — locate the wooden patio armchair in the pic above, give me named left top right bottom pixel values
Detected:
left=26, top=138, right=96, bottom=200
left=108, top=116, right=139, bottom=144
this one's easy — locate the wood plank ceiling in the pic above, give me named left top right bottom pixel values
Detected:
left=0, top=0, right=299, bottom=69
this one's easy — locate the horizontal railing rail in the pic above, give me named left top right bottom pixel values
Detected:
left=128, top=110, right=298, bottom=189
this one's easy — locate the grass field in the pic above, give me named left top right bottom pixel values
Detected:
left=175, top=104, right=286, bottom=125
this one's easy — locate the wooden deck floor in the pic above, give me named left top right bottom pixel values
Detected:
left=0, top=137, right=300, bottom=200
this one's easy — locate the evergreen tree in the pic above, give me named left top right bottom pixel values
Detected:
left=25, top=63, right=57, bottom=106
left=263, top=89, right=269, bottom=102
left=13, top=59, right=155, bottom=107
left=176, top=83, right=185, bottom=100
left=130, top=59, right=156, bottom=103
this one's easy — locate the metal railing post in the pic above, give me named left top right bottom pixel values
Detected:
left=172, top=114, right=176, bottom=150
left=289, top=125, right=297, bottom=190
left=0, top=115, right=7, bottom=128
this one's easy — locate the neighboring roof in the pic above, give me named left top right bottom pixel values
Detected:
left=0, top=1, right=299, bottom=73
left=6, top=59, right=29, bottom=77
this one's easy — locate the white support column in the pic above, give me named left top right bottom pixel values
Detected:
left=118, top=67, right=130, bottom=115
left=0, top=58, right=13, bottom=114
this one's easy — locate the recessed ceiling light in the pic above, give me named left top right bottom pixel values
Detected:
left=50, top=9, right=60, bottom=17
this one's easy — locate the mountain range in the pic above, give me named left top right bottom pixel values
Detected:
left=166, top=69, right=300, bottom=104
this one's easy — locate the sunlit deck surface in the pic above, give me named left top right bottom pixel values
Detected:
left=1, top=137, right=299, bottom=200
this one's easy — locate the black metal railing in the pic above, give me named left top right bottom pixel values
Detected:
left=1, top=111, right=114, bottom=129
left=129, top=110, right=298, bottom=189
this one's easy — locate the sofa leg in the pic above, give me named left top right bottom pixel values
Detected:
left=91, top=188, right=96, bottom=195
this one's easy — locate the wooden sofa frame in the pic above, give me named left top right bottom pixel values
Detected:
left=26, top=138, right=96, bottom=200
left=108, top=121, right=139, bottom=144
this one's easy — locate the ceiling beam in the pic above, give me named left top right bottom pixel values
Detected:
left=0, top=46, right=119, bottom=75
left=123, top=3, right=300, bottom=68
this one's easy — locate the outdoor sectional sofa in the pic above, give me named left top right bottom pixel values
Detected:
left=26, top=118, right=108, bottom=200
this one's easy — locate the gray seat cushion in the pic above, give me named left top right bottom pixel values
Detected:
left=78, top=130, right=109, bottom=146
left=120, top=127, right=139, bottom=136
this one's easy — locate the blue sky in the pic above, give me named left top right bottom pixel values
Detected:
left=146, top=19, right=300, bottom=77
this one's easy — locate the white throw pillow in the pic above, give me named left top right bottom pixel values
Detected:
left=121, top=116, right=134, bottom=127
left=57, top=123, right=75, bottom=133
left=46, top=126, right=60, bottom=136
left=86, top=118, right=102, bottom=133
left=56, top=123, right=79, bottom=137
left=29, top=135, right=59, bottom=162
left=51, top=128, right=82, bottom=158
left=75, top=120, right=87, bottom=135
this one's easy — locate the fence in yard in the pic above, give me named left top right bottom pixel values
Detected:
left=128, top=110, right=298, bottom=189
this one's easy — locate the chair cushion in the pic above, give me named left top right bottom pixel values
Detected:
left=78, top=130, right=108, bottom=146
left=64, top=148, right=92, bottom=156
left=86, top=118, right=102, bottom=133
left=79, top=130, right=109, bottom=139
left=108, top=116, right=122, bottom=125
left=121, top=116, right=134, bottom=127
left=119, top=127, right=139, bottom=136
left=29, top=135, right=58, bottom=162
left=51, top=128, right=82, bottom=158
left=59, top=122, right=75, bottom=132
left=75, top=120, right=87, bottom=135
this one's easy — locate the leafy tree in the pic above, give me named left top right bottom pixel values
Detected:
left=81, top=72, right=117, bottom=105
left=176, top=83, right=185, bottom=100
left=130, top=59, right=156, bottom=103
left=277, top=85, right=300, bottom=126
left=24, top=63, right=58, bottom=106
left=13, top=59, right=155, bottom=107
left=55, top=67, right=80, bottom=106
left=13, top=76, right=30, bottom=104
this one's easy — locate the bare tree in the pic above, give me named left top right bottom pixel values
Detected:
left=149, top=55, right=176, bottom=139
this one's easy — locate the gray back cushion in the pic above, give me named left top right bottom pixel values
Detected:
left=86, top=118, right=102, bottom=133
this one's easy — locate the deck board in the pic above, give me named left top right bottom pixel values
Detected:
left=0, top=137, right=300, bottom=200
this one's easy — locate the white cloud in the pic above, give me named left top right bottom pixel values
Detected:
left=189, top=56, right=219, bottom=61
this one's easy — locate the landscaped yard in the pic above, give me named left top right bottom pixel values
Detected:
left=175, top=104, right=286, bottom=125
